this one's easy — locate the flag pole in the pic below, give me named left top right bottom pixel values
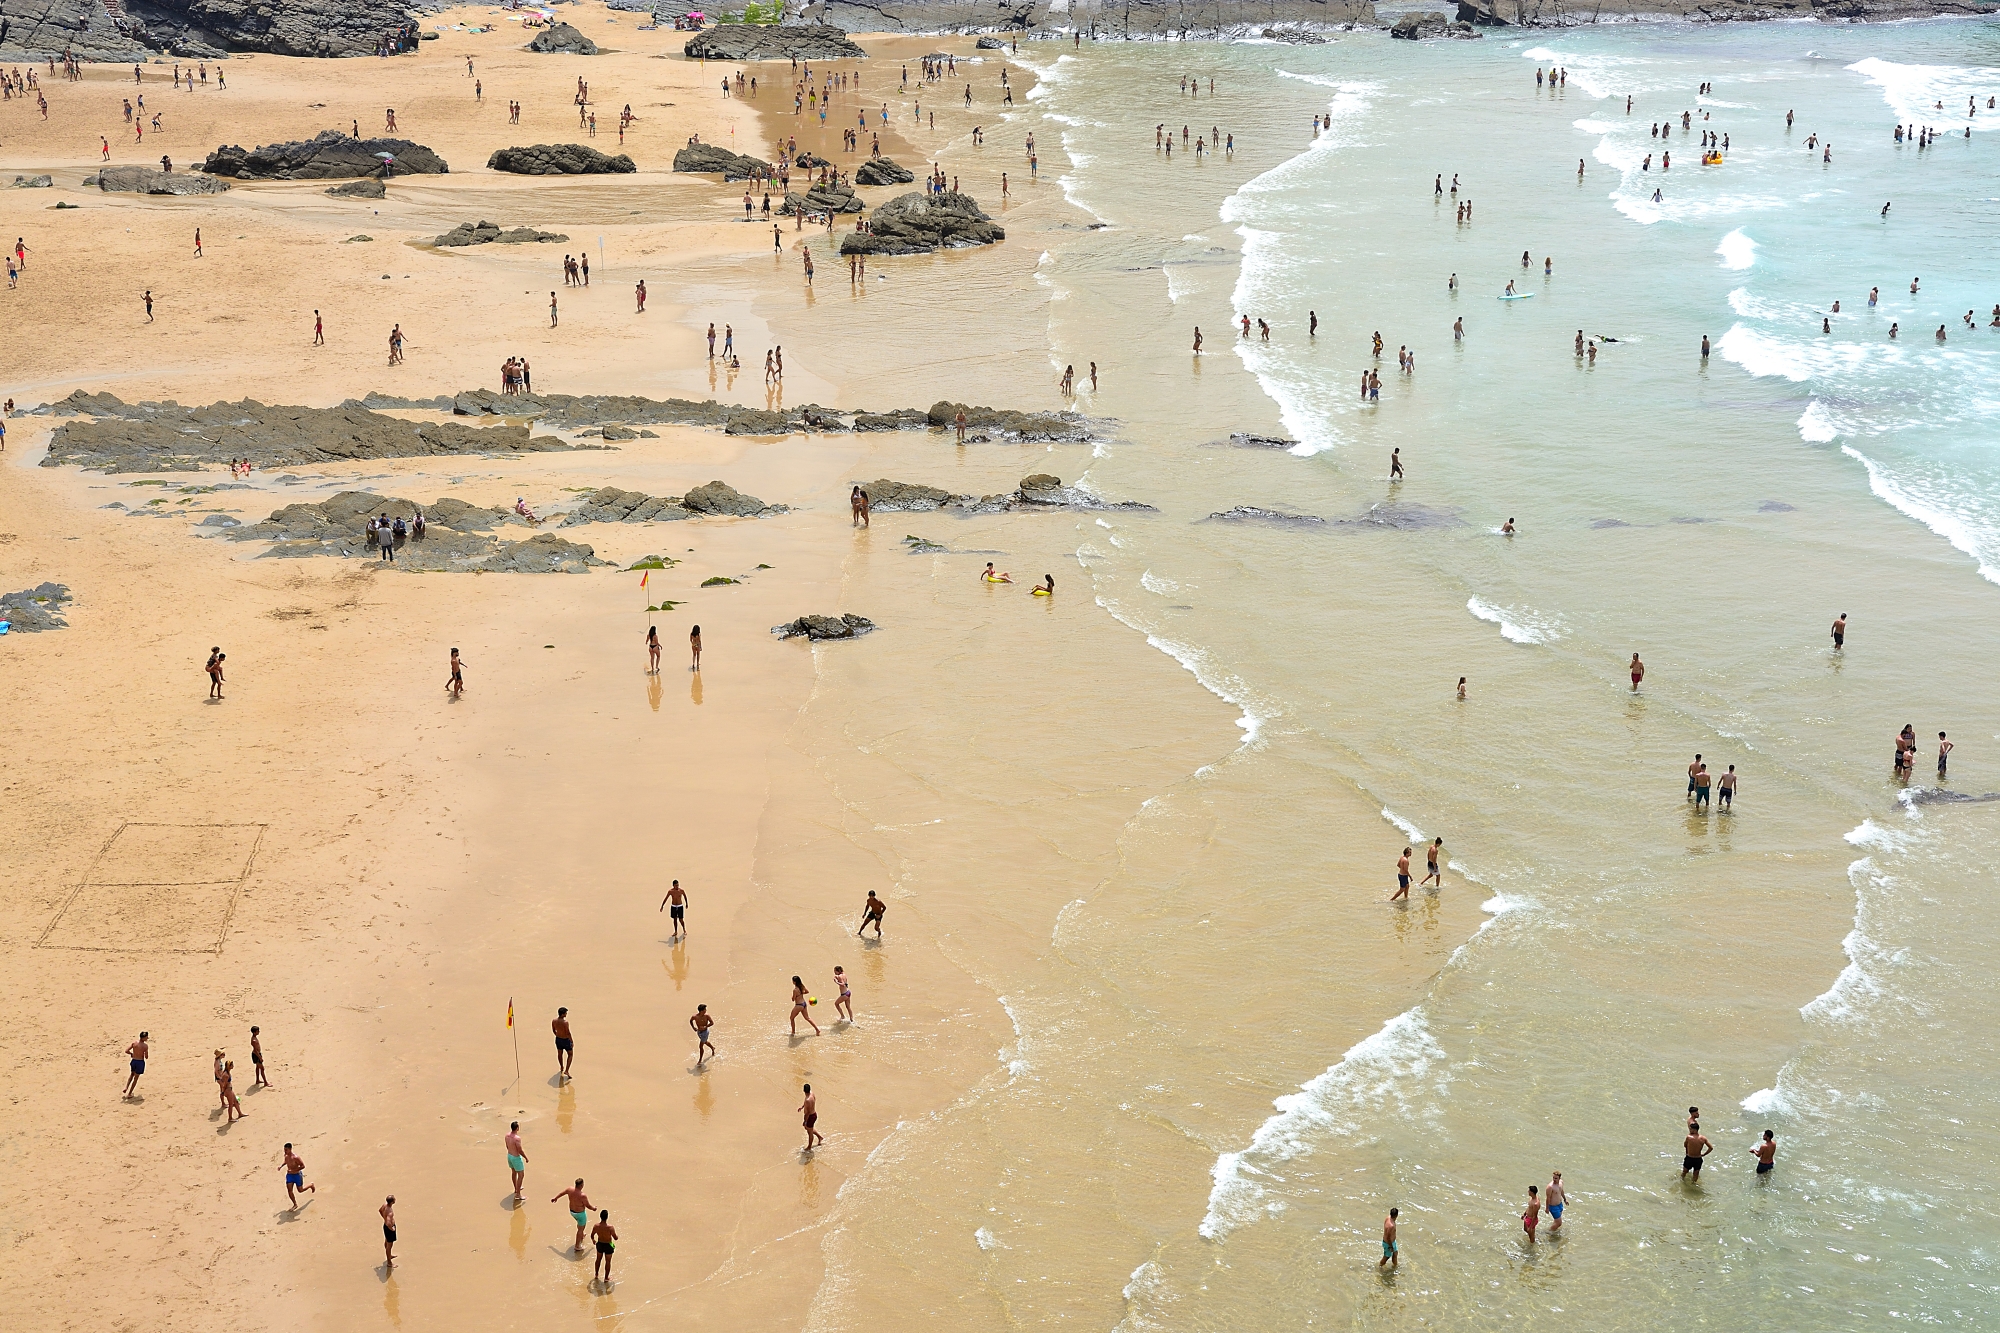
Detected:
left=509, top=997, right=520, bottom=1088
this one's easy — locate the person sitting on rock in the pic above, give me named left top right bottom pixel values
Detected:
left=515, top=497, right=539, bottom=524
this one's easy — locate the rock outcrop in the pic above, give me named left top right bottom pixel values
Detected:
left=558, top=488, right=693, bottom=526
left=857, top=474, right=1151, bottom=513
left=683, top=23, right=866, bottom=61
left=854, top=156, right=915, bottom=186
left=682, top=480, right=786, bottom=516
left=97, top=166, right=230, bottom=195
left=200, top=132, right=448, bottom=179
left=83, top=0, right=422, bottom=58
left=433, top=220, right=570, bottom=247
left=326, top=178, right=386, bottom=198
left=671, top=143, right=771, bottom=180
left=350, top=389, right=1095, bottom=443
left=784, top=181, right=862, bottom=215
left=1390, top=10, right=1480, bottom=36
left=487, top=143, right=636, bottom=175
left=40, top=393, right=578, bottom=474
left=228, top=490, right=605, bottom=572
left=0, top=582, right=71, bottom=632
left=772, top=613, right=875, bottom=641
left=527, top=21, right=598, bottom=53
left=10, top=174, right=53, bottom=188
left=839, top=191, right=1003, bottom=257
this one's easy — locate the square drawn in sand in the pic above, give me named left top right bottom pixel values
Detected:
left=38, top=823, right=266, bottom=954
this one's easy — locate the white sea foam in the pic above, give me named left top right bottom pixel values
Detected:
left=1466, top=597, right=1566, bottom=645
left=1798, top=399, right=1839, bottom=443
left=1842, top=445, right=2000, bottom=585
left=1380, top=806, right=1425, bottom=843
left=1199, top=1009, right=1448, bottom=1240
left=1139, top=569, right=1182, bottom=595
left=1573, top=118, right=1618, bottom=134
left=1716, top=228, right=1757, bottom=270
left=1849, top=57, right=2000, bottom=133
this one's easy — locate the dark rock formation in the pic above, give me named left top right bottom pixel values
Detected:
left=974, top=34, right=1010, bottom=48
left=0, top=582, right=71, bottom=632
left=559, top=487, right=692, bottom=526
left=772, top=613, right=875, bottom=641
left=671, top=143, right=772, bottom=180
left=857, top=475, right=1151, bottom=514
left=682, top=480, right=786, bottom=516
left=488, top=143, right=636, bottom=175
left=1391, top=11, right=1472, bottom=37
left=1205, top=505, right=1326, bottom=525
left=96, top=0, right=421, bottom=58
left=854, top=156, right=914, bottom=186
left=41, top=393, right=578, bottom=474
left=527, top=21, right=598, bottom=53
left=852, top=409, right=930, bottom=432
left=839, top=191, right=1003, bottom=257
left=201, top=132, right=446, bottom=180
left=228, top=490, right=605, bottom=572
left=926, top=401, right=1089, bottom=442
left=721, top=409, right=796, bottom=436
left=684, top=23, right=866, bottom=61
left=433, top=220, right=570, bottom=247
left=1218, top=432, right=1301, bottom=449
left=10, top=174, right=53, bottom=188
left=326, top=178, right=386, bottom=198
left=807, top=1, right=1041, bottom=34
left=784, top=181, right=862, bottom=215
left=97, top=165, right=229, bottom=195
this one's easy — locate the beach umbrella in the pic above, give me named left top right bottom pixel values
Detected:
left=375, top=151, right=397, bottom=178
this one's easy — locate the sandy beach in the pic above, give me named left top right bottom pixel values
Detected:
left=9, top=9, right=2000, bottom=1331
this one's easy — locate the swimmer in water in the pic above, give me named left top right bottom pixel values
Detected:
left=1504, top=280, right=1517, bottom=295
left=982, top=563, right=1012, bottom=584
left=1501, top=517, right=1515, bottom=535
left=1033, top=575, right=1055, bottom=596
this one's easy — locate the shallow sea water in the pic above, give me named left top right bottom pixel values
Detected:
left=790, top=22, right=2000, bottom=1329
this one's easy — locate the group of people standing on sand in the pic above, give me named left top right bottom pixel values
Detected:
left=366, top=511, right=423, bottom=560
left=499, top=354, right=533, bottom=395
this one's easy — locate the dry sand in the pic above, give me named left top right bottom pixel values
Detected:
left=0, top=14, right=1443, bottom=1329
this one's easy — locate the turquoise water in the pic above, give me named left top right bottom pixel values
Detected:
left=794, top=21, right=2000, bottom=1330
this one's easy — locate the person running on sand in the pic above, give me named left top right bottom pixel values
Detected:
left=790, top=976, right=820, bottom=1035
left=660, top=879, right=687, bottom=935
left=858, top=890, right=887, bottom=937
left=800, top=1083, right=824, bottom=1151
left=1390, top=847, right=1412, bottom=901
left=690, top=1004, right=715, bottom=1063
left=123, top=1032, right=149, bottom=1098
left=446, top=648, right=465, bottom=697
left=284, top=1144, right=315, bottom=1206
left=552, top=1180, right=592, bottom=1252
left=689, top=624, right=702, bottom=672
left=380, top=1197, right=397, bottom=1268
left=505, top=1122, right=528, bottom=1202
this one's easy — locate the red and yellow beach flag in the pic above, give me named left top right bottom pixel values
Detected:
left=506, top=998, right=514, bottom=1029
left=640, top=571, right=650, bottom=591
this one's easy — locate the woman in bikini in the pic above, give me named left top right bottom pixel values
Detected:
left=833, top=966, right=854, bottom=1021
left=789, top=976, right=820, bottom=1036
left=646, top=625, right=660, bottom=673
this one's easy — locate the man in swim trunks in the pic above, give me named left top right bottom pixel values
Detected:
left=552, top=1007, right=574, bottom=1080
left=1751, top=1129, right=1777, bottom=1177
left=123, top=1032, right=149, bottom=1098
left=591, top=1210, right=619, bottom=1283
left=1522, top=1185, right=1541, bottom=1241
left=660, top=879, right=688, bottom=937
left=552, top=1179, right=593, bottom=1252
left=1378, top=1207, right=1399, bottom=1268
left=1422, top=837, right=1444, bottom=888
left=250, top=1025, right=270, bottom=1087
left=505, top=1121, right=529, bottom=1202
left=283, top=1144, right=316, bottom=1207
left=1682, top=1122, right=1712, bottom=1180
left=858, top=890, right=887, bottom=937
left=1719, top=765, right=1737, bottom=808
left=1389, top=448, right=1404, bottom=480
left=1545, top=1171, right=1566, bottom=1230
left=1630, top=653, right=1645, bottom=692
left=1831, top=613, right=1845, bottom=649
left=380, top=1196, right=397, bottom=1268
left=1390, top=848, right=1412, bottom=902
left=1938, top=732, right=1952, bottom=776
left=800, top=1083, right=824, bottom=1150
left=690, top=1004, right=715, bottom=1064
left=1688, top=754, right=1703, bottom=799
